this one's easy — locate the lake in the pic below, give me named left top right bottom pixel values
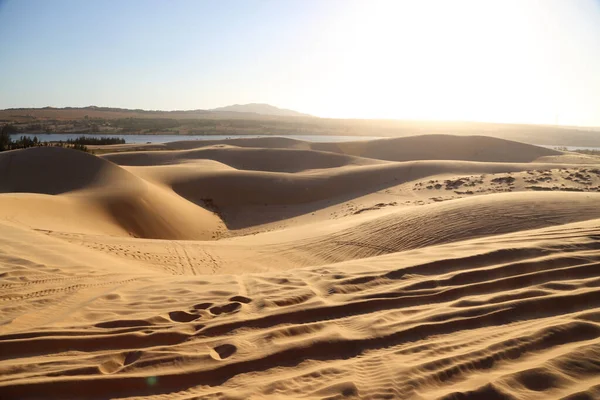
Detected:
left=12, top=133, right=385, bottom=144
left=538, top=145, right=600, bottom=151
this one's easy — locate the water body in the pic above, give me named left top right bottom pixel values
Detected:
left=12, top=133, right=385, bottom=144
left=538, top=144, right=600, bottom=151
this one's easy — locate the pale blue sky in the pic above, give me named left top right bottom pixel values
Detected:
left=1, top=0, right=599, bottom=126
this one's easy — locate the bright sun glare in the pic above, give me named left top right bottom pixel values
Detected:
left=296, top=0, right=598, bottom=125
left=1, top=0, right=599, bottom=126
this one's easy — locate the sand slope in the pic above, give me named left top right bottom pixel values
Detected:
left=120, top=159, right=598, bottom=229
left=1, top=219, right=599, bottom=399
left=102, top=145, right=383, bottom=172
left=0, top=147, right=224, bottom=239
left=0, top=146, right=138, bottom=194
left=0, top=135, right=599, bottom=400
left=246, top=191, right=600, bottom=267
left=311, top=134, right=562, bottom=162
left=162, top=134, right=562, bottom=162
left=99, top=134, right=562, bottom=164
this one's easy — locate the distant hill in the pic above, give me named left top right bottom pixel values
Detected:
left=211, top=103, right=310, bottom=117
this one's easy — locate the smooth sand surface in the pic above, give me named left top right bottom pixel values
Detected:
left=1, top=135, right=600, bottom=399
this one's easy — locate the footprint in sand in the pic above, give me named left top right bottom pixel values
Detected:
left=192, top=302, right=213, bottom=310
left=209, top=302, right=242, bottom=315
left=210, top=344, right=237, bottom=360
left=168, top=310, right=201, bottom=322
left=229, top=295, right=252, bottom=304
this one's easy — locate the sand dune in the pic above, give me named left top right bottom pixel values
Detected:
left=0, top=186, right=224, bottom=240
left=263, top=191, right=600, bottom=266
left=0, top=147, right=224, bottom=239
left=1, top=219, right=599, bottom=399
left=162, top=136, right=311, bottom=151
left=128, top=134, right=561, bottom=163
left=102, top=145, right=383, bottom=172
left=310, top=134, right=562, bottom=162
left=120, top=159, right=599, bottom=229
left=0, top=146, right=139, bottom=194
left=1, top=135, right=599, bottom=399
left=99, top=134, right=563, bottom=164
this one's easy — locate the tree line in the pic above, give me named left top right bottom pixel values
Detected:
left=0, top=133, right=89, bottom=153
left=0, top=125, right=126, bottom=153
left=65, top=136, right=126, bottom=145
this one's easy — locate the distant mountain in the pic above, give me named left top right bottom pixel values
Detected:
left=210, top=103, right=310, bottom=117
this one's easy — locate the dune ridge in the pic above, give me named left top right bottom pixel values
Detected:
left=0, top=135, right=599, bottom=399
left=103, top=134, right=564, bottom=163
left=0, top=147, right=224, bottom=239
left=102, top=145, right=384, bottom=172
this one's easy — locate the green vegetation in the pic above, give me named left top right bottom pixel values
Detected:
left=65, top=136, right=126, bottom=145
left=0, top=127, right=12, bottom=151
left=0, top=132, right=43, bottom=152
left=0, top=125, right=90, bottom=153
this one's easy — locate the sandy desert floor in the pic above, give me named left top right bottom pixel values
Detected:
left=1, top=135, right=600, bottom=399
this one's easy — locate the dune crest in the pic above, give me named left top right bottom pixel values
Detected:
left=105, top=134, right=562, bottom=163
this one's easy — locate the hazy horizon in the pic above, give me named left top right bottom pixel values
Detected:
left=1, top=0, right=600, bottom=127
